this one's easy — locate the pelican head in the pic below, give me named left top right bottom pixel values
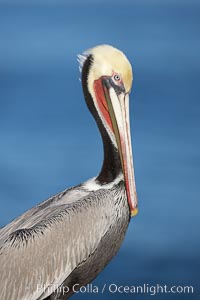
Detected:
left=78, top=45, right=138, bottom=217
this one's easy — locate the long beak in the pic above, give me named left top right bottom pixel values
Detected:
left=103, top=82, right=138, bottom=217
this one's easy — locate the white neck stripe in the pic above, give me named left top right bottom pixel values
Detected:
left=83, top=173, right=124, bottom=192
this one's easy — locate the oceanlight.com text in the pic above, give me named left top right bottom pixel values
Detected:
left=37, top=283, right=194, bottom=296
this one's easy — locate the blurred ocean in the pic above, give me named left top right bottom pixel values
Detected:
left=0, top=0, right=200, bottom=299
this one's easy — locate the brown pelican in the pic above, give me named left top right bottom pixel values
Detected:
left=0, top=45, right=138, bottom=300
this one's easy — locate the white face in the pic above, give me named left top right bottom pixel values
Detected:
left=86, top=45, right=133, bottom=99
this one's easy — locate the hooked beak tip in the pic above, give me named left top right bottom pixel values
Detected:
left=131, top=207, right=138, bottom=217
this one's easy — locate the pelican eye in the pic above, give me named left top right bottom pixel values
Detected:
left=113, top=74, right=121, bottom=82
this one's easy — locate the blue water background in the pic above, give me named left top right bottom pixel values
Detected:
left=0, top=1, right=200, bottom=299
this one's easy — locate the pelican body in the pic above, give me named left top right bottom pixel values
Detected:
left=0, top=45, right=138, bottom=300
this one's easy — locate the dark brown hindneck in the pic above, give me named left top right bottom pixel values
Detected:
left=81, top=55, right=122, bottom=184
